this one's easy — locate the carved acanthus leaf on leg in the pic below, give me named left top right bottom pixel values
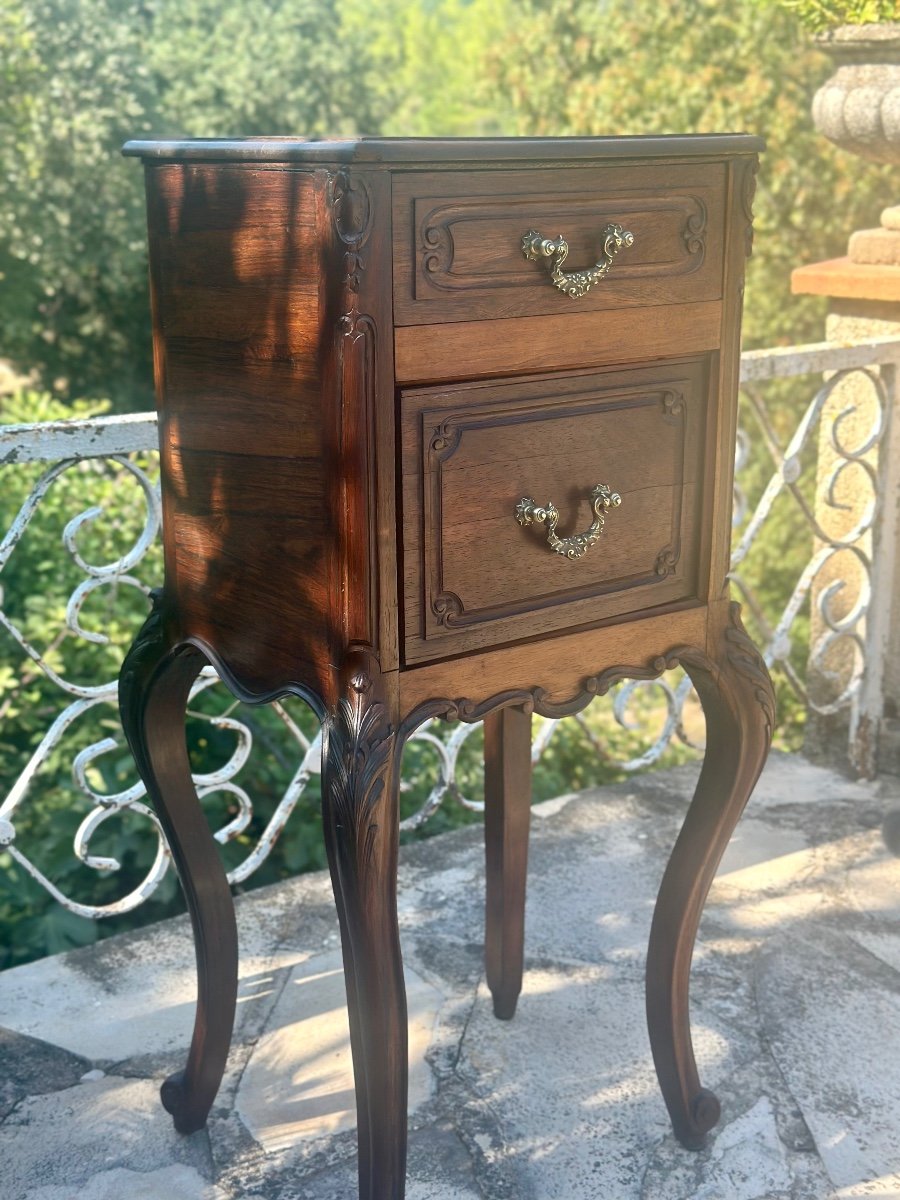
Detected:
left=324, top=661, right=395, bottom=882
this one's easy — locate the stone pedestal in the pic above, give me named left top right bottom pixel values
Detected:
left=793, top=214, right=900, bottom=777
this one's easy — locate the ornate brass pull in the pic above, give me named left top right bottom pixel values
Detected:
left=515, top=484, right=622, bottom=560
left=522, top=223, right=634, bottom=298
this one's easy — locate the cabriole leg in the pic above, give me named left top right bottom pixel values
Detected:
left=118, top=595, right=238, bottom=1134
left=321, top=654, right=407, bottom=1200
left=647, top=602, right=774, bottom=1148
left=483, top=704, right=532, bottom=1020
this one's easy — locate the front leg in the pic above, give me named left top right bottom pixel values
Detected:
left=646, top=601, right=774, bottom=1147
left=321, top=652, right=407, bottom=1200
left=118, top=593, right=238, bottom=1134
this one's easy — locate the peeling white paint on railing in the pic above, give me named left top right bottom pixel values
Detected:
left=2, top=335, right=899, bottom=916
left=0, top=412, right=160, bottom=464
left=739, top=336, right=900, bottom=382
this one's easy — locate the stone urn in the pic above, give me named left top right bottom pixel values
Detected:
left=812, top=22, right=900, bottom=164
left=812, top=22, right=900, bottom=262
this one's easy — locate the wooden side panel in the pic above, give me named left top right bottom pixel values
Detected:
left=392, top=163, right=726, bottom=325
left=148, top=163, right=334, bottom=697
left=148, top=161, right=399, bottom=699
left=400, top=361, right=709, bottom=663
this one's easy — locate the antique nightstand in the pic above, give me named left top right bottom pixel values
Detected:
left=120, top=135, right=772, bottom=1200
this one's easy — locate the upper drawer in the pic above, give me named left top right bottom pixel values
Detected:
left=392, top=163, right=726, bottom=325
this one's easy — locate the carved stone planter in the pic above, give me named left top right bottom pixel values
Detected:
left=812, top=23, right=900, bottom=166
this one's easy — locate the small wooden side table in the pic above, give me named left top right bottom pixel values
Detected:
left=119, top=135, right=772, bottom=1199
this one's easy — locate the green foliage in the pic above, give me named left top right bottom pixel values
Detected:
left=343, top=0, right=509, bottom=137
left=0, top=1, right=158, bottom=408
left=144, top=0, right=388, bottom=139
left=764, top=0, right=899, bottom=33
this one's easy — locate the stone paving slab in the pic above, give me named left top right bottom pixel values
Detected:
left=234, top=952, right=444, bottom=1155
left=0, top=753, right=899, bottom=1199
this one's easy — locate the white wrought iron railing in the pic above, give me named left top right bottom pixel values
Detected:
left=1, top=334, right=899, bottom=918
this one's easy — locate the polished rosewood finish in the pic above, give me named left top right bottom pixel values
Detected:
left=120, top=135, right=771, bottom=1198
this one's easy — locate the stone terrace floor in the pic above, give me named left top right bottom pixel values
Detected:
left=1, top=752, right=900, bottom=1199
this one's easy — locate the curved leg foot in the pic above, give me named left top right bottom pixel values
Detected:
left=647, top=602, right=774, bottom=1148
left=322, top=653, right=407, bottom=1199
left=484, top=704, right=532, bottom=1020
left=119, top=593, right=238, bottom=1135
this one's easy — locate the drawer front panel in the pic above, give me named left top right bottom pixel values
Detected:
left=402, top=361, right=709, bottom=663
left=392, top=164, right=725, bottom=325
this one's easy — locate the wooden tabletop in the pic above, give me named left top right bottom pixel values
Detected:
left=123, top=133, right=765, bottom=164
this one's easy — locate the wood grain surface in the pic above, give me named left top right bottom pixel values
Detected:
left=398, top=605, right=708, bottom=716
left=483, top=705, right=532, bottom=1021
left=125, top=133, right=765, bottom=164
left=394, top=300, right=722, bottom=384
left=147, top=161, right=399, bottom=700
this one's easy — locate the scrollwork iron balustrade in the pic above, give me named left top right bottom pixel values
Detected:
left=1, top=335, right=899, bottom=918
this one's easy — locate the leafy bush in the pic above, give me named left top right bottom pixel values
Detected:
left=0, top=2, right=158, bottom=409
left=764, top=1, right=899, bottom=33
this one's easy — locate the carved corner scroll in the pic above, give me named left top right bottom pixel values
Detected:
left=661, top=388, right=685, bottom=422
left=655, top=547, right=679, bottom=578
left=432, top=591, right=464, bottom=628
left=423, top=221, right=453, bottom=275
left=429, top=419, right=462, bottom=457
left=681, top=202, right=707, bottom=261
left=738, top=159, right=759, bottom=261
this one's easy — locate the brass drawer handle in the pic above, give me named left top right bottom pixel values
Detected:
left=522, top=224, right=634, bottom=298
left=515, top=484, right=622, bottom=560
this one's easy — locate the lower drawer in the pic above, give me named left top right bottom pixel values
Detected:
left=400, top=359, right=710, bottom=663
